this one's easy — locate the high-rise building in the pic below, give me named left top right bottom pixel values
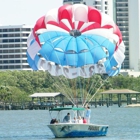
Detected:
left=115, top=0, right=140, bottom=71
left=128, top=0, right=140, bottom=71
left=0, top=25, right=32, bottom=70
left=115, top=0, right=129, bottom=69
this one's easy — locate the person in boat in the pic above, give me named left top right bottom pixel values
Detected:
left=85, top=106, right=91, bottom=123
left=73, top=117, right=78, bottom=123
left=82, top=117, right=87, bottom=123
left=63, top=113, right=71, bottom=123
left=50, top=118, right=57, bottom=124
left=78, top=116, right=83, bottom=124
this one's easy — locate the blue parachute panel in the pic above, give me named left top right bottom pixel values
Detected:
left=49, top=50, right=65, bottom=65
left=27, top=52, right=38, bottom=70
left=64, top=53, right=78, bottom=66
left=78, top=51, right=94, bottom=66
left=90, top=47, right=106, bottom=64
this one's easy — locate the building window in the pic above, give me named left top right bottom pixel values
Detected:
left=15, top=49, right=21, bottom=53
left=15, top=60, right=20, bottom=63
left=9, top=29, right=14, bottom=32
left=21, top=28, right=31, bottom=31
left=3, top=60, right=8, bottom=63
left=15, top=34, right=20, bottom=37
left=15, top=55, right=20, bottom=58
left=3, top=55, right=8, bottom=58
left=3, top=39, right=8, bottom=43
left=3, top=65, right=8, bottom=69
left=9, top=60, right=14, bottom=63
left=9, top=50, right=15, bottom=53
left=9, top=55, right=14, bottom=58
left=9, top=66, right=15, bottom=69
left=15, top=39, right=20, bottom=42
left=3, top=34, right=8, bottom=37
left=9, top=44, right=14, bottom=48
left=15, top=44, right=20, bottom=47
left=15, top=65, right=21, bottom=68
left=15, top=28, right=20, bottom=32
left=22, top=60, right=27, bottom=63
left=3, top=29, right=8, bottom=32
left=9, top=39, right=14, bottom=42
left=3, top=50, right=8, bottom=53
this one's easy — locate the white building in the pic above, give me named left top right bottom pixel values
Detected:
left=128, top=0, right=140, bottom=71
left=0, top=25, right=32, bottom=70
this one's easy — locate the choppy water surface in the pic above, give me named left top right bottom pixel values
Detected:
left=0, top=105, right=140, bottom=140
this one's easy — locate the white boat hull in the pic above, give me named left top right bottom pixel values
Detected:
left=48, top=123, right=108, bottom=138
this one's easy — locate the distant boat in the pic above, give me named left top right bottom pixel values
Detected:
left=47, top=107, right=108, bottom=138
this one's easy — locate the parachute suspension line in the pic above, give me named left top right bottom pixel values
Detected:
left=86, top=74, right=104, bottom=105
left=82, top=76, right=85, bottom=105
left=81, top=76, right=87, bottom=106
left=54, top=80, right=75, bottom=105
left=65, top=78, right=77, bottom=105
left=72, top=79, right=77, bottom=106
left=79, top=76, right=84, bottom=106
left=82, top=75, right=100, bottom=107
left=59, top=76, right=75, bottom=103
left=75, top=78, right=78, bottom=106
left=88, top=74, right=103, bottom=95
left=54, top=76, right=75, bottom=104
left=82, top=77, right=91, bottom=106
left=57, top=77, right=76, bottom=105
left=45, top=70, right=75, bottom=105
left=85, top=76, right=110, bottom=106
left=68, top=80, right=74, bottom=104
left=78, top=78, right=81, bottom=106
left=46, top=69, right=75, bottom=105
left=54, top=83, right=75, bottom=105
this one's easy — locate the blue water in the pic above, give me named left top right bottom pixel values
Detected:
left=0, top=105, right=140, bottom=140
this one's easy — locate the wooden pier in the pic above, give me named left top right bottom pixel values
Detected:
left=0, top=89, right=140, bottom=110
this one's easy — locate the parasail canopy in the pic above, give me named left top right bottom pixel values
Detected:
left=27, top=4, right=125, bottom=79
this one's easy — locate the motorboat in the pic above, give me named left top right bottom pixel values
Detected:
left=47, top=107, right=108, bottom=138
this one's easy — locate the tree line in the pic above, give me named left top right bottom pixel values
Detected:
left=0, top=70, right=140, bottom=104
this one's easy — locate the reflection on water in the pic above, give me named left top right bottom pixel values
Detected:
left=0, top=105, right=140, bottom=140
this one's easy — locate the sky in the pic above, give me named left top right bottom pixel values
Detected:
left=0, top=0, right=63, bottom=26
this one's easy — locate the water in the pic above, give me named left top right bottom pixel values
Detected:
left=0, top=105, right=140, bottom=140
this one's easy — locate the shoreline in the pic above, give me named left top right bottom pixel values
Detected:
left=126, top=104, right=140, bottom=107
